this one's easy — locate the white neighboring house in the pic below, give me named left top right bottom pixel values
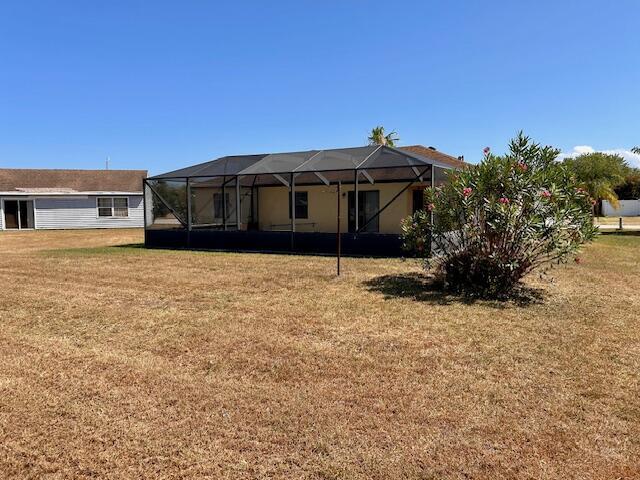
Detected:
left=0, top=168, right=147, bottom=230
left=602, top=199, right=640, bottom=217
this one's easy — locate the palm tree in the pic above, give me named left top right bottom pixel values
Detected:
left=632, top=146, right=640, bottom=154
left=368, top=126, right=399, bottom=147
left=564, top=152, right=628, bottom=215
left=585, top=179, right=622, bottom=211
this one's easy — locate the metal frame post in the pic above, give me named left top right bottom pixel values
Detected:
left=186, top=178, right=192, bottom=230
left=142, top=179, right=148, bottom=246
left=337, top=181, right=341, bottom=276
left=222, top=176, right=227, bottom=231
left=186, top=177, right=192, bottom=247
left=142, top=179, right=147, bottom=230
left=290, top=172, right=295, bottom=250
left=236, top=175, right=241, bottom=230
left=354, top=169, right=359, bottom=234
left=250, top=176, right=257, bottom=228
left=429, top=165, right=435, bottom=256
left=430, top=165, right=435, bottom=224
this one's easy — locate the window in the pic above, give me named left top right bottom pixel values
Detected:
left=288, top=191, right=308, bottom=219
left=213, top=192, right=232, bottom=220
left=113, top=198, right=129, bottom=217
left=412, top=188, right=426, bottom=214
left=97, top=197, right=129, bottom=218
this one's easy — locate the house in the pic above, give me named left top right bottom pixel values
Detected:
left=144, top=145, right=464, bottom=256
left=602, top=199, right=640, bottom=217
left=0, top=169, right=147, bottom=230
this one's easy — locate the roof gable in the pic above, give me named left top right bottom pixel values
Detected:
left=399, top=145, right=467, bottom=169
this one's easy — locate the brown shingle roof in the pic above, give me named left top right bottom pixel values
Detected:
left=0, top=169, right=147, bottom=193
left=400, top=145, right=467, bottom=169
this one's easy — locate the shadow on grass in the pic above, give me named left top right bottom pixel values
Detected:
left=364, top=272, right=545, bottom=308
left=112, top=243, right=146, bottom=249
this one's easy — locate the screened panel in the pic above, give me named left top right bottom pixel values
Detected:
left=315, top=169, right=358, bottom=185
left=433, top=165, right=449, bottom=186
left=295, top=146, right=376, bottom=172
left=146, top=179, right=188, bottom=227
left=189, top=177, right=253, bottom=230
left=290, top=171, right=331, bottom=187
left=144, top=183, right=185, bottom=229
left=152, top=154, right=267, bottom=179
left=348, top=190, right=379, bottom=233
left=360, top=147, right=427, bottom=169
left=240, top=151, right=319, bottom=175
left=366, top=166, right=429, bottom=183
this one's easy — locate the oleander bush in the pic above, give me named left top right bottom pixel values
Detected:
left=402, top=133, right=597, bottom=297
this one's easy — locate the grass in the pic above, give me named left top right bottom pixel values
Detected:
left=0, top=228, right=639, bottom=479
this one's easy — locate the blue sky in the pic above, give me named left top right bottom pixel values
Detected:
left=1, top=0, right=639, bottom=175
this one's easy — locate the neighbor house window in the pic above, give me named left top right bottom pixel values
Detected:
left=97, top=197, right=129, bottom=217
left=288, top=191, right=308, bottom=219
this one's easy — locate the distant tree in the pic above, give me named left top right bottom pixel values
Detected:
left=632, top=146, right=640, bottom=154
left=368, top=126, right=399, bottom=147
left=615, top=169, right=640, bottom=200
left=563, top=152, right=628, bottom=214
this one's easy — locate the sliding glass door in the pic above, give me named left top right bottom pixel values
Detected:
left=348, top=190, right=379, bottom=233
left=3, top=200, right=34, bottom=229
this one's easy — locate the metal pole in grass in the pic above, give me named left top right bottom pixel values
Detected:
left=186, top=177, right=192, bottom=248
left=619, top=217, right=623, bottom=230
left=428, top=165, right=435, bottom=256
left=337, top=181, right=341, bottom=276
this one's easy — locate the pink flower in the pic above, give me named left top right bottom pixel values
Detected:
left=591, top=199, right=597, bottom=206
left=576, top=187, right=586, bottom=194
left=427, top=203, right=435, bottom=211
left=483, top=147, right=491, bottom=155
left=499, top=197, right=510, bottom=204
left=540, top=190, right=552, bottom=199
left=517, top=162, right=528, bottom=172
left=463, top=187, right=473, bottom=197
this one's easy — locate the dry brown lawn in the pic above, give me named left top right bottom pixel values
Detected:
left=0, top=228, right=639, bottom=479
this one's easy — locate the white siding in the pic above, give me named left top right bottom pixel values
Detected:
left=602, top=199, right=640, bottom=217
left=33, top=195, right=144, bottom=229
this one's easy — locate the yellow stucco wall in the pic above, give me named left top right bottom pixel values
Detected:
left=258, top=182, right=425, bottom=234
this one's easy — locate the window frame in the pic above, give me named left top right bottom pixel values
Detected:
left=96, top=196, right=129, bottom=218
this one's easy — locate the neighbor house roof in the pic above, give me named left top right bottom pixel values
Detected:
left=399, top=145, right=467, bottom=169
left=150, top=145, right=457, bottom=180
left=0, top=169, right=147, bottom=194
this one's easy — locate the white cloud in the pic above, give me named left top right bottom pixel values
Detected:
left=558, top=145, right=640, bottom=168
left=573, top=145, right=595, bottom=155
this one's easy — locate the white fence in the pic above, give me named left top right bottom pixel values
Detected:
left=602, top=199, right=640, bottom=217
